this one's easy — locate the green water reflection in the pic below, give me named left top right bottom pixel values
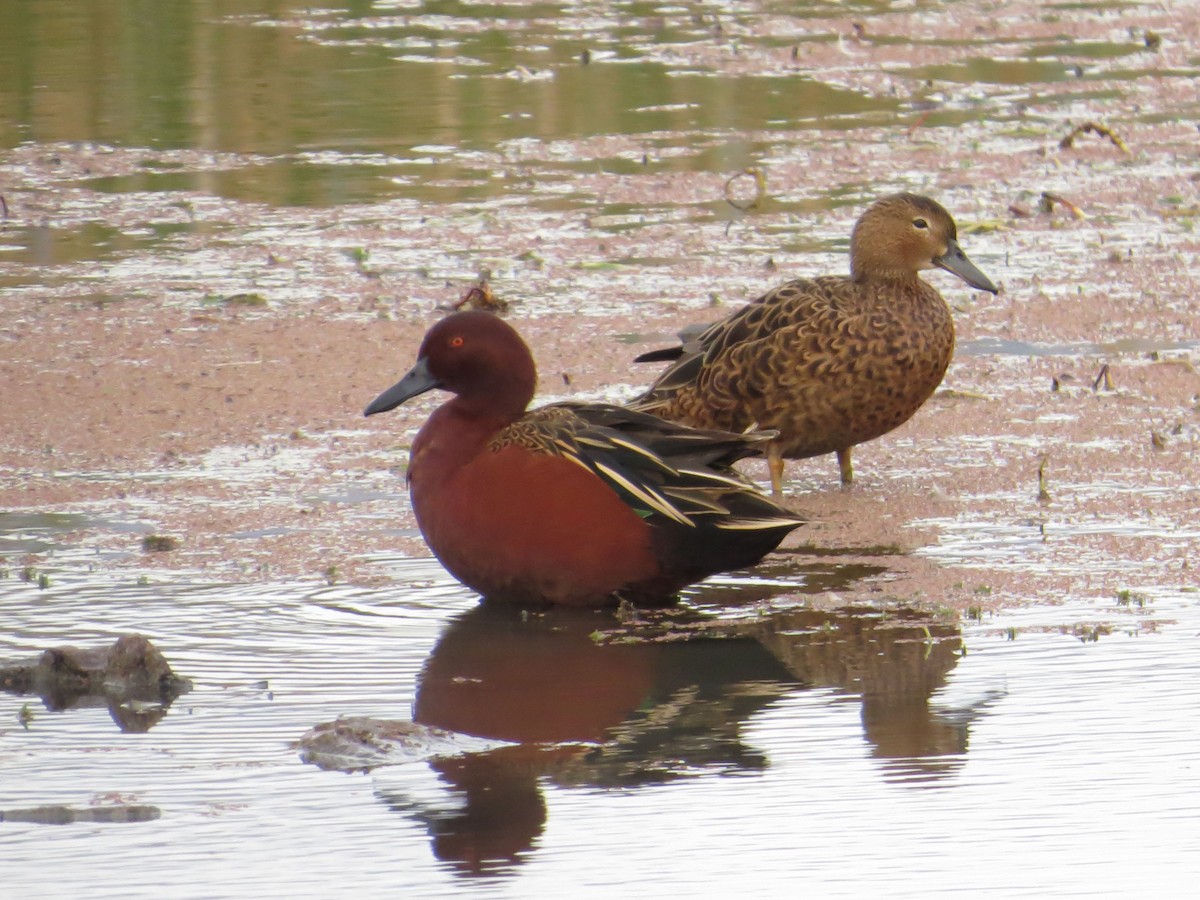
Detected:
left=0, top=0, right=889, bottom=165
left=905, top=58, right=1072, bottom=85
left=1025, top=40, right=1143, bottom=60
left=0, top=221, right=197, bottom=267
left=2, top=0, right=1189, bottom=274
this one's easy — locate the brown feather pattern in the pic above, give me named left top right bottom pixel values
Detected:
left=631, top=193, right=997, bottom=488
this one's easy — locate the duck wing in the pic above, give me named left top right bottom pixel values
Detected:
left=490, top=403, right=802, bottom=533
left=634, top=276, right=852, bottom=402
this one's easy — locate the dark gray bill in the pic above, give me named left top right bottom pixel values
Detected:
left=935, top=239, right=998, bottom=294
left=364, top=356, right=441, bottom=417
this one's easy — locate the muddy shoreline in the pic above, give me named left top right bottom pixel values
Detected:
left=3, top=279, right=1195, bottom=605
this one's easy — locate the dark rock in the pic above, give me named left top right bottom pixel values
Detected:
left=0, top=634, right=191, bottom=732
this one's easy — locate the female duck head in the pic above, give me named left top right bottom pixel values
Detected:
left=850, top=193, right=997, bottom=294
left=364, top=311, right=537, bottom=420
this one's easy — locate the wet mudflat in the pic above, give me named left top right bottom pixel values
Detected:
left=2, top=0, right=1199, bottom=896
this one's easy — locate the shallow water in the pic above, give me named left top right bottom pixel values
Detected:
left=2, top=559, right=1198, bottom=896
left=4, top=0, right=1200, bottom=896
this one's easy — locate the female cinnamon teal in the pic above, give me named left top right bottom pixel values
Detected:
left=364, top=310, right=804, bottom=607
left=632, top=192, right=998, bottom=493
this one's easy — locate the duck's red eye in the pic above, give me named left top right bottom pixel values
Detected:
left=450, top=336, right=465, bottom=348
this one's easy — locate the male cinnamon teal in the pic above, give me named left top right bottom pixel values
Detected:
left=632, top=192, right=998, bottom=493
left=364, top=310, right=804, bottom=607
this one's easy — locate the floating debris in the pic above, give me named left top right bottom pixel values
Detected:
left=1116, top=589, right=1147, bottom=608
left=141, top=534, right=179, bottom=553
left=346, top=247, right=379, bottom=279
left=1040, top=192, right=1086, bottom=220
left=0, top=634, right=191, bottom=733
left=1072, top=623, right=1112, bottom=643
left=939, top=388, right=990, bottom=401
left=220, top=292, right=269, bottom=307
left=615, top=598, right=639, bottom=625
left=297, top=716, right=509, bottom=772
left=960, top=219, right=1009, bottom=235
left=724, top=167, right=767, bottom=212
left=0, top=804, right=162, bottom=825
left=1037, top=456, right=1051, bottom=504
left=446, top=270, right=509, bottom=314
left=1059, top=121, right=1131, bottom=155
left=505, top=65, right=552, bottom=82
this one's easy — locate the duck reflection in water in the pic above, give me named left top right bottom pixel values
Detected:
left=749, top=605, right=998, bottom=784
left=370, top=603, right=793, bottom=876
left=301, top=596, right=997, bottom=877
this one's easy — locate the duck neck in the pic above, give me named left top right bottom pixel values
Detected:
left=851, top=260, right=925, bottom=290
left=445, top=399, right=518, bottom=446
left=442, top=380, right=531, bottom=447
left=451, top=373, right=533, bottom=423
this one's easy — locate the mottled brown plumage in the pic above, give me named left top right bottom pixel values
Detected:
left=632, top=193, right=998, bottom=493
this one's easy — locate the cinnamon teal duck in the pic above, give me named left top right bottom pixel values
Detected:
left=364, top=310, right=804, bottom=607
left=631, top=192, right=998, bottom=493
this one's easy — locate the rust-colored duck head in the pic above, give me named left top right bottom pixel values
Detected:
left=364, top=310, right=536, bottom=423
left=850, top=193, right=997, bottom=293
